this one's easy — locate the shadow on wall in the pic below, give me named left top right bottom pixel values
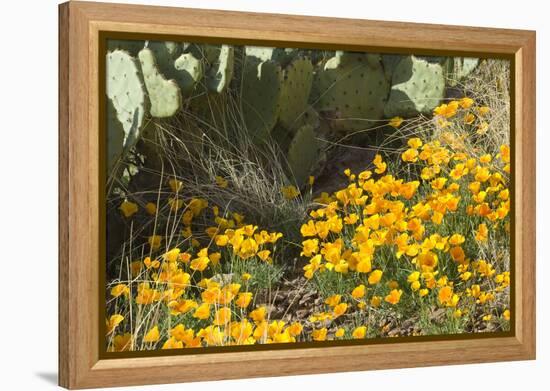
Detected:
left=35, top=372, right=57, bottom=386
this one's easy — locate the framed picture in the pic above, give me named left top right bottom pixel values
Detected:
left=59, top=1, right=536, bottom=389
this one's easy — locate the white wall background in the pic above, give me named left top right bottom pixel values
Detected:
left=0, top=0, right=546, bottom=389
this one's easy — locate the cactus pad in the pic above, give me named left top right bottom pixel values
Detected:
left=106, top=98, right=125, bottom=174
left=381, top=54, right=405, bottom=82
left=286, top=124, right=319, bottom=187
left=107, top=40, right=145, bottom=56
left=106, top=49, right=147, bottom=143
left=313, top=51, right=389, bottom=131
left=174, top=52, right=204, bottom=94
left=186, top=43, right=220, bottom=65
left=384, top=55, right=446, bottom=117
left=241, top=57, right=283, bottom=139
left=147, top=41, right=203, bottom=96
left=279, top=57, right=314, bottom=131
left=245, top=46, right=298, bottom=66
left=206, top=45, right=234, bottom=93
left=138, top=48, right=182, bottom=118
left=445, top=57, right=479, bottom=86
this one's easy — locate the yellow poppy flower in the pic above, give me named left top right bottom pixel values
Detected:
left=370, top=296, right=382, bottom=307
left=368, top=269, right=383, bottom=285
left=459, top=97, right=474, bottom=109
left=144, top=202, right=157, bottom=215
left=148, top=235, right=162, bottom=250
left=384, top=289, right=402, bottom=305
left=389, top=116, right=404, bottom=128
left=475, top=223, right=488, bottom=241
left=325, top=294, right=341, bottom=307
left=111, top=333, right=132, bottom=352
left=401, top=148, right=419, bottom=163
left=213, top=307, right=232, bottom=326
left=373, top=154, right=387, bottom=174
left=352, top=284, right=366, bottom=299
left=311, top=328, right=328, bottom=341
left=235, top=292, right=253, bottom=308
left=110, top=283, right=129, bottom=298
left=168, top=178, right=183, bottom=193
left=215, top=176, right=228, bottom=188
left=106, top=314, right=124, bottom=335
left=162, top=336, right=183, bottom=349
left=281, top=185, right=300, bottom=200
left=352, top=326, right=367, bottom=339
left=193, top=303, right=211, bottom=320
left=163, top=248, right=180, bottom=263
left=119, top=200, right=138, bottom=218
left=333, top=302, right=348, bottom=318
left=433, top=101, right=459, bottom=118
left=143, top=326, right=160, bottom=343
left=249, top=306, right=267, bottom=323
left=288, top=322, right=303, bottom=336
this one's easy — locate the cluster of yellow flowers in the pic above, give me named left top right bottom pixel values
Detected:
left=110, top=172, right=307, bottom=351
left=108, top=199, right=293, bottom=350
left=299, top=131, right=510, bottom=339
left=108, top=279, right=306, bottom=351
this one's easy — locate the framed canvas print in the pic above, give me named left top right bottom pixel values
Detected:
left=59, top=1, right=536, bottom=389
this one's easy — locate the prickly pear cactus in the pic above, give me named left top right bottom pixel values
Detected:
left=174, top=52, right=204, bottom=94
left=381, top=54, right=404, bottom=82
left=288, top=106, right=320, bottom=134
left=445, top=57, right=479, bottom=86
left=313, top=51, right=389, bottom=132
left=245, top=46, right=298, bottom=67
left=279, top=57, right=314, bottom=131
left=138, top=48, right=182, bottom=118
left=286, top=124, right=319, bottom=188
left=241, top=57, right=283, bottom=140
left=106, top=50, right=147, bottom=144
left=146, top=41, right=181, bottom=75
left=146, top=41, right=203, bottom=96
left=186, top=43, right=220, bottom=66
left=245, top=46, right=276, bottom=62
left=106, top=98, right=125, bottom=174
left=107, top=39, right=145, bottom=56
left=384, top=55, right=446, bottom=118
left=206, top=45, right=234, bottom=93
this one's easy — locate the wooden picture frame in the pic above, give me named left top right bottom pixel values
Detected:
left=59, top=1, right=536, bottom=389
